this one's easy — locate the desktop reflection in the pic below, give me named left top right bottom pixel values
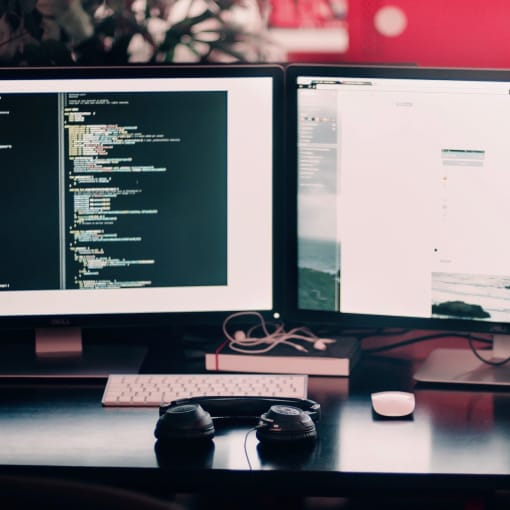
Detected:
left=154, top=424, right=258, bottom=471
left=256, top=439, right=318, bottom=469
left=336, top=396, right=432, bottom=473
left=155, top=440, right=214, bottom=470
left=419, top=390, right=510, bottom=475
left=211, top=424, right=257, bottom=470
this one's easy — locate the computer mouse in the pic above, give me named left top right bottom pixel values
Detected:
left=371, top=391, right=415, bottom=418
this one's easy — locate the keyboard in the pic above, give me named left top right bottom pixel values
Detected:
left=102, top=373, right=308, bottom=407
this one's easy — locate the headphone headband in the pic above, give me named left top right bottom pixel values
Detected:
left=159, top=396, right=321, bottom=422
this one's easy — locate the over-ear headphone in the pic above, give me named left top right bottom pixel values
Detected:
left=155, top=396, right=320, bottom=447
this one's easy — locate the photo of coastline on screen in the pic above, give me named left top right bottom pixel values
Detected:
left=432, top=272, right=510, bottom=322
left=297, top=88, right=340, bottom=312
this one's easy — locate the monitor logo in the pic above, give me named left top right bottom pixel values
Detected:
left=489, top=324, right=510, bottom=334
left=50, top=318, right=72, bottom=327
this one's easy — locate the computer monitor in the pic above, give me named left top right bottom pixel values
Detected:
left=0, top=64, right=283, bottom=376
left=287, top=64, right=510, bottom=386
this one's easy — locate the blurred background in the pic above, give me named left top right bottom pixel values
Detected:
left=1, top=0, right=510, bottom=66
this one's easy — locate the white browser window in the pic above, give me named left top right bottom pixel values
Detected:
left=298, top=76, right=510, bottom=322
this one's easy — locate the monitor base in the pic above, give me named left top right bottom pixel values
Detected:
left=414, top=347, right=510, bottom=386
left=0, top=343, right=146, bottom=379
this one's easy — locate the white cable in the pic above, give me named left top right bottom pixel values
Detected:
left=222, top=311, right=336, bottom=355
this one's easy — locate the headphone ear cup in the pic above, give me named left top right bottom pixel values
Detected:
left=155, top=403, right=215, bottom=442
left=256, top=405, right=317, bottom=445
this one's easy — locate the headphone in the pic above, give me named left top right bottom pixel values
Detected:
left=154, top=396, right=320, bottom=447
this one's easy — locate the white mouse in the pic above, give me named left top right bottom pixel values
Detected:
left=371, top=391, right=415, bottom=417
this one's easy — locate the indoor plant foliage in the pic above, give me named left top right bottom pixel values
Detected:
left=0, top=0, right=280, bottom=64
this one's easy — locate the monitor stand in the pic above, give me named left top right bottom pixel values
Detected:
left=0, top=327, right=146, bottom=378
left=414, top=334, right=510, bottom=386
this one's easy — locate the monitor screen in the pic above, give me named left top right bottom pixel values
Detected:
left=0, top=65, right=283, bottom=372
left=287, top=64, right=510, bottom=384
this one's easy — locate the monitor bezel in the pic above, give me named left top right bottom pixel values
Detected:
left=285, top=63, right=510, bottom=335
left=0, top=64, right=285, bottom=331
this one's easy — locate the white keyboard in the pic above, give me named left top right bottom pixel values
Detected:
left=102, top=373, right=308, bottom=407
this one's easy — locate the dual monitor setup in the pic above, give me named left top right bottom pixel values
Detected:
left=2, top=64, right=510, bottom=385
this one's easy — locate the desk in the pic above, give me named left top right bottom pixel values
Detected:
left=0, top=355, right=509, bottom=502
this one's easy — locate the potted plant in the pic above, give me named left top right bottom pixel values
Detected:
left=0, top=0, right=282, bottom=64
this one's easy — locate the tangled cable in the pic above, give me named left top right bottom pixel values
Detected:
left=222, top=311, right=336, bottom=354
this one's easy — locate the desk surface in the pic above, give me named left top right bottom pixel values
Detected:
left=0, top=355, right=509, bottom=497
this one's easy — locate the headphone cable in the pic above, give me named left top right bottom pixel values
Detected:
left=243, top=427, right=258, bottom=471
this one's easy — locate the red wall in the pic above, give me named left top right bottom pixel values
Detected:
left=289, top=0, right=510, bottom=68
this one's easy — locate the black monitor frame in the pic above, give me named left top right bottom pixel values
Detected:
left=0, top=64, right=285, bottom=375
left=285, top=63, right=510, bottom=338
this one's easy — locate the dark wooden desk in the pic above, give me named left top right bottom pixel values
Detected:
left=0, top=355, right=509, bottom=501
